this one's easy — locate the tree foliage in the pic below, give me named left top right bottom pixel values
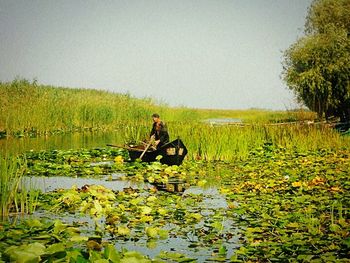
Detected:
left=283, top=0, right=350, bottom=121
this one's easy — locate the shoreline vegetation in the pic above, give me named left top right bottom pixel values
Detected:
left=1, top=78, right=317, bottom=138
left=1, top=79, right=349, bottom=161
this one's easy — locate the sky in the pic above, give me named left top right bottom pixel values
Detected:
left=0, top=0, right=313, bottom=110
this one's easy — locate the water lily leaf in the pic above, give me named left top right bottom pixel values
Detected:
left=31, top=234, right=52, bottom=240
left=87, top=240, right=103, bottom=251
left=117, top=226, right=131, bottom=236
left=158, top=229, right=169, bottom=240
left=197, top=179, right=207, bottom=187
left=66, top=250, right=85, bottom=262
left=66, top=227, right=81, bottom=235
left=147, top=196, right=157, bottom=203
left=25, top=219, right=43, bottom=228
left=147, top=176, right=155, bottom=183
left=121, top=251, right=151, bottom=263
left=157, top=251, right=195, bottom=262
left=130, top=197, right=142, bottom=206
left=211, top=221, right=223, bottom=231
left=45, top=243, right=65, bottom=254
left=104, top=244, right=121, bottom=262
left=145, top=227, right=158, bottom=239
left=93, top=200, right=103, bottom=213
left=5, top=242, right=46, bottom=263
left=158, top=251, right=183, bottom=260
left=141, top=206, right=152, bottom=215
left=70, top=235, right=89, bottom=242
left=218, top=245, right=227, bottom=256
left=164, top=167, right=174, bottom=175
left=7, top=250, right=41, bottom=263
left=140, top=215, right=154, bottom=223
left=53, top=220, right=67, bottom=234
left=146, top=240, right=158, bottom=249
left=188, top=213, right=202, bottom=222
left=157, top=207, right=167, bottom=215
left=121, top=257, right=151, bottom=263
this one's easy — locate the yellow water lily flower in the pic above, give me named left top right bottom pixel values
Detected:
left=114, top=155, right=124, bottom=164
left=292, top=181, right=302, bottom=187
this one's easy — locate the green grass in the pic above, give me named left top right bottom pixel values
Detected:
left=1, top=78, right=316, bottom=137
left=172, top=122, right=349, bottom=160
left=1, top=78, right=349, bottom=161
left=0, top=153, right=39, bottom=218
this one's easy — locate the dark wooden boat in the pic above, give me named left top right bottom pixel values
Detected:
left=127, top=138, right=188, bottom=165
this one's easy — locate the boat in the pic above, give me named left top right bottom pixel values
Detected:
left=126, top=138, right=188, bottom=165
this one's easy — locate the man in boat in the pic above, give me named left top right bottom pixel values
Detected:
left=150, top=113, right=169, bottom=149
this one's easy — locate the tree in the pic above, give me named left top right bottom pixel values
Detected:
left=283, top=0, right=350, bottom=121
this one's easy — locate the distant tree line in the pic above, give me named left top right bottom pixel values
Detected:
left=283, top=0, right=350, bottom=122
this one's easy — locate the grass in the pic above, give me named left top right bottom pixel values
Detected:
left=119, top=121, right=349, bottom=161
left=1, top=78, right=317, bottom=138
left=1, top=78, right=349, bottom=160
left=0, top=154, right=39, bottom=218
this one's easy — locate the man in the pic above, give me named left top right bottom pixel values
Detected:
left=150, top=113, right=169, bottom=149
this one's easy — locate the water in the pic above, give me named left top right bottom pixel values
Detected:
left=184, top=187, right=228, bottom=209
left=22, top=174, right=240, bottom=262
left=203, top=118, right=242, bottom=125
left=2, top=134, right=242, bottom=261
left=22, top=174, right=149, bottom=193
left=0, top=131, right=123, bottom=155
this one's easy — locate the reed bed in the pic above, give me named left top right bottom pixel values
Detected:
left=0, top=79, right=155, bottom=135
left=166, top=122, right=349, bottom=161
left=117, top=121, right=349, bottom=161
left=0, top=154, right=38, bottom=218
left=0, top=79, right=312, bottom=137
left=1, top=79, right=348, bottom=161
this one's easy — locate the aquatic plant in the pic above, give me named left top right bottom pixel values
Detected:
left=0, top=155, right=39, bottom=217
left=1, top=145, right=349, bottom=261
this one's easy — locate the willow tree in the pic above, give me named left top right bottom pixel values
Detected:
left=283, top=0, right=350, bottom=121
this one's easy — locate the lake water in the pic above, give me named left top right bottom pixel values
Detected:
left=2, top=131, right=242, bottom=261
left=22, top=174, right=237, bottom=262
left=0, top=131, right=124, bottom=155
left=203, top=118, right=242, bottom=125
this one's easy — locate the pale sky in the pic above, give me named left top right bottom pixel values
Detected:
left=0, top=0, right=312, bottom=110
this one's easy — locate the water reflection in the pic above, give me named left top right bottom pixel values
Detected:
left=155, top=181, right=189, bottom=194
left=184, top=187, right=228, bottom=209
left=22, top=174, right=148, bottom=193
left=0, top=131, right=124, bottom=155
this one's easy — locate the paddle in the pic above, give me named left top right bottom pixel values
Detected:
left=139, top=136, right=154, bottom=160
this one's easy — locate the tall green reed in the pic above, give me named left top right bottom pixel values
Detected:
left=166, top=122, right=349, bottom=161
left=0, top=154, right=38, bottom=218
left=1, top=79, right=309, bottom=137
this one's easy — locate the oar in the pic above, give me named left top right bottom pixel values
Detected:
left=106, top=144, right=133, bottom=150
left=106, top=144, right=124, bottom=148
left=139, top=136, right=154, bottom=160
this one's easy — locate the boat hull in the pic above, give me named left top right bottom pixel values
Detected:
left=128, top=139, right=188, bottom=165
